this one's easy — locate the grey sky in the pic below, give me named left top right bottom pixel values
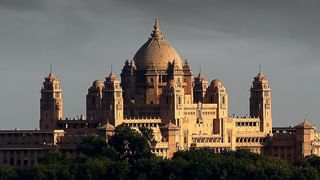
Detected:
left=0, top=0, right=319, bottom=129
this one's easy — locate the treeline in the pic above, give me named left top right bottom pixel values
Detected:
left=1, top=125, right=320, bottom=180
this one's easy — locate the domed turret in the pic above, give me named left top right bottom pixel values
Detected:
left=133, top=19, right=183, bottom=70
left=92, top=80, right=105, bottom=88
left=86, top=80, right=105, bottom=121
left=209, top=79, right=222, bottom=89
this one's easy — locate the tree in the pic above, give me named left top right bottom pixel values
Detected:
left=139, top=126, right=157, bottom=148
left=26, top=151, right=76, bottom=180
left=109, top=124, right=153, bottom=161
left=298, top=156, right=320, bottom=174
left=0, top=165, right=17, bottom=180
left=76, top=136, right=116, bottom=159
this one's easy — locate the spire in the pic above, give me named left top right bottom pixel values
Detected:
left=46, top=64, right=57, bottom=81
left=196, top=64, right=206, bottom=80
left=151, top=18, right=164, bottom=39
left=255, top=64, right=265, bottom=81
left=259, top=64, right=261, bottom=74
left=107, top=64, right=118, bottom=81
left=155, top=18, right=159, bottom=29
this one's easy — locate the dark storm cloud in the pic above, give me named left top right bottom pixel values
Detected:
left=0, top=0, right=319, bottom=129
left=101, top=0, right=320, bottom=66
left=0, top=0, right=43, bottom=11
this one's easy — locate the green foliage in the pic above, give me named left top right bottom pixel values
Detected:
left=0, top=165, right=17, bottom=180
left=8, top=129, right=320, bottom=180
left=139, top=126, right=157, bottom=148
left=109, top=124, right=153, bottom=161
left=298, top=155, right=320, bottom=174
left=26, top=151, right=76, bottom=180
left=76, top=136, right=116, bottom=159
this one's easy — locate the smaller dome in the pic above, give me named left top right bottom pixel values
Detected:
left=92, top=80, right=104, bottom=88
left=210, top=79, right=222, bottom=88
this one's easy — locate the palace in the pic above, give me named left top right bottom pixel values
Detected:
left=1, top=20, right=320, bottom=169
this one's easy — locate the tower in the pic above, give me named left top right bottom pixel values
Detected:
left=160, top=80, right=185, bottom=125
left=204, top=79, right=228, bottom=134
left=182, top=60, right=193, bottom=103
left=86, top=80, right=105, bottom=120
left=121, top=60, right=137, bottom=105
left=102, top=72, right=124, bottom=126
left=250, top=71, right=272, bottom=133
left=193, top=73, right=208, bottom=103
left=120, top=60, right=137, bottom=117
left=40, top=73, right=63, bottom=130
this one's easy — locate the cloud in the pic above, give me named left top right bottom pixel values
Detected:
left=0, top=0, right=44, bottom=11
left=0, top=0, right=320, bottom=128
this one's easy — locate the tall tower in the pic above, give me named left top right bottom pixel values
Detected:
left=86, top=80, right=105, bottom=120
left=250, top=71, right=272, bottom=133
left=40, top=73, right=63, bottom=130
left=102, top=72, right=124, bottom=126
left=182, top=60, right=193, bottom=98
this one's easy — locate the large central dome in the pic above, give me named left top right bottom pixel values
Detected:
left=133, top=19, right=183, bottom=70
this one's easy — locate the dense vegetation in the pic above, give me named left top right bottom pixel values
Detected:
left=1, top=125, right=320, bottom=180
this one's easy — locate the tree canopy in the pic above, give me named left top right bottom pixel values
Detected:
left=4, top=125, right=320, bottom=180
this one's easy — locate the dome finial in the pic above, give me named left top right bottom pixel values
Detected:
left=50, top=64, right=53, bottom=74
left=151, top=18, right=163, bottom=39
left=155, top=18, right=159, bottom=29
